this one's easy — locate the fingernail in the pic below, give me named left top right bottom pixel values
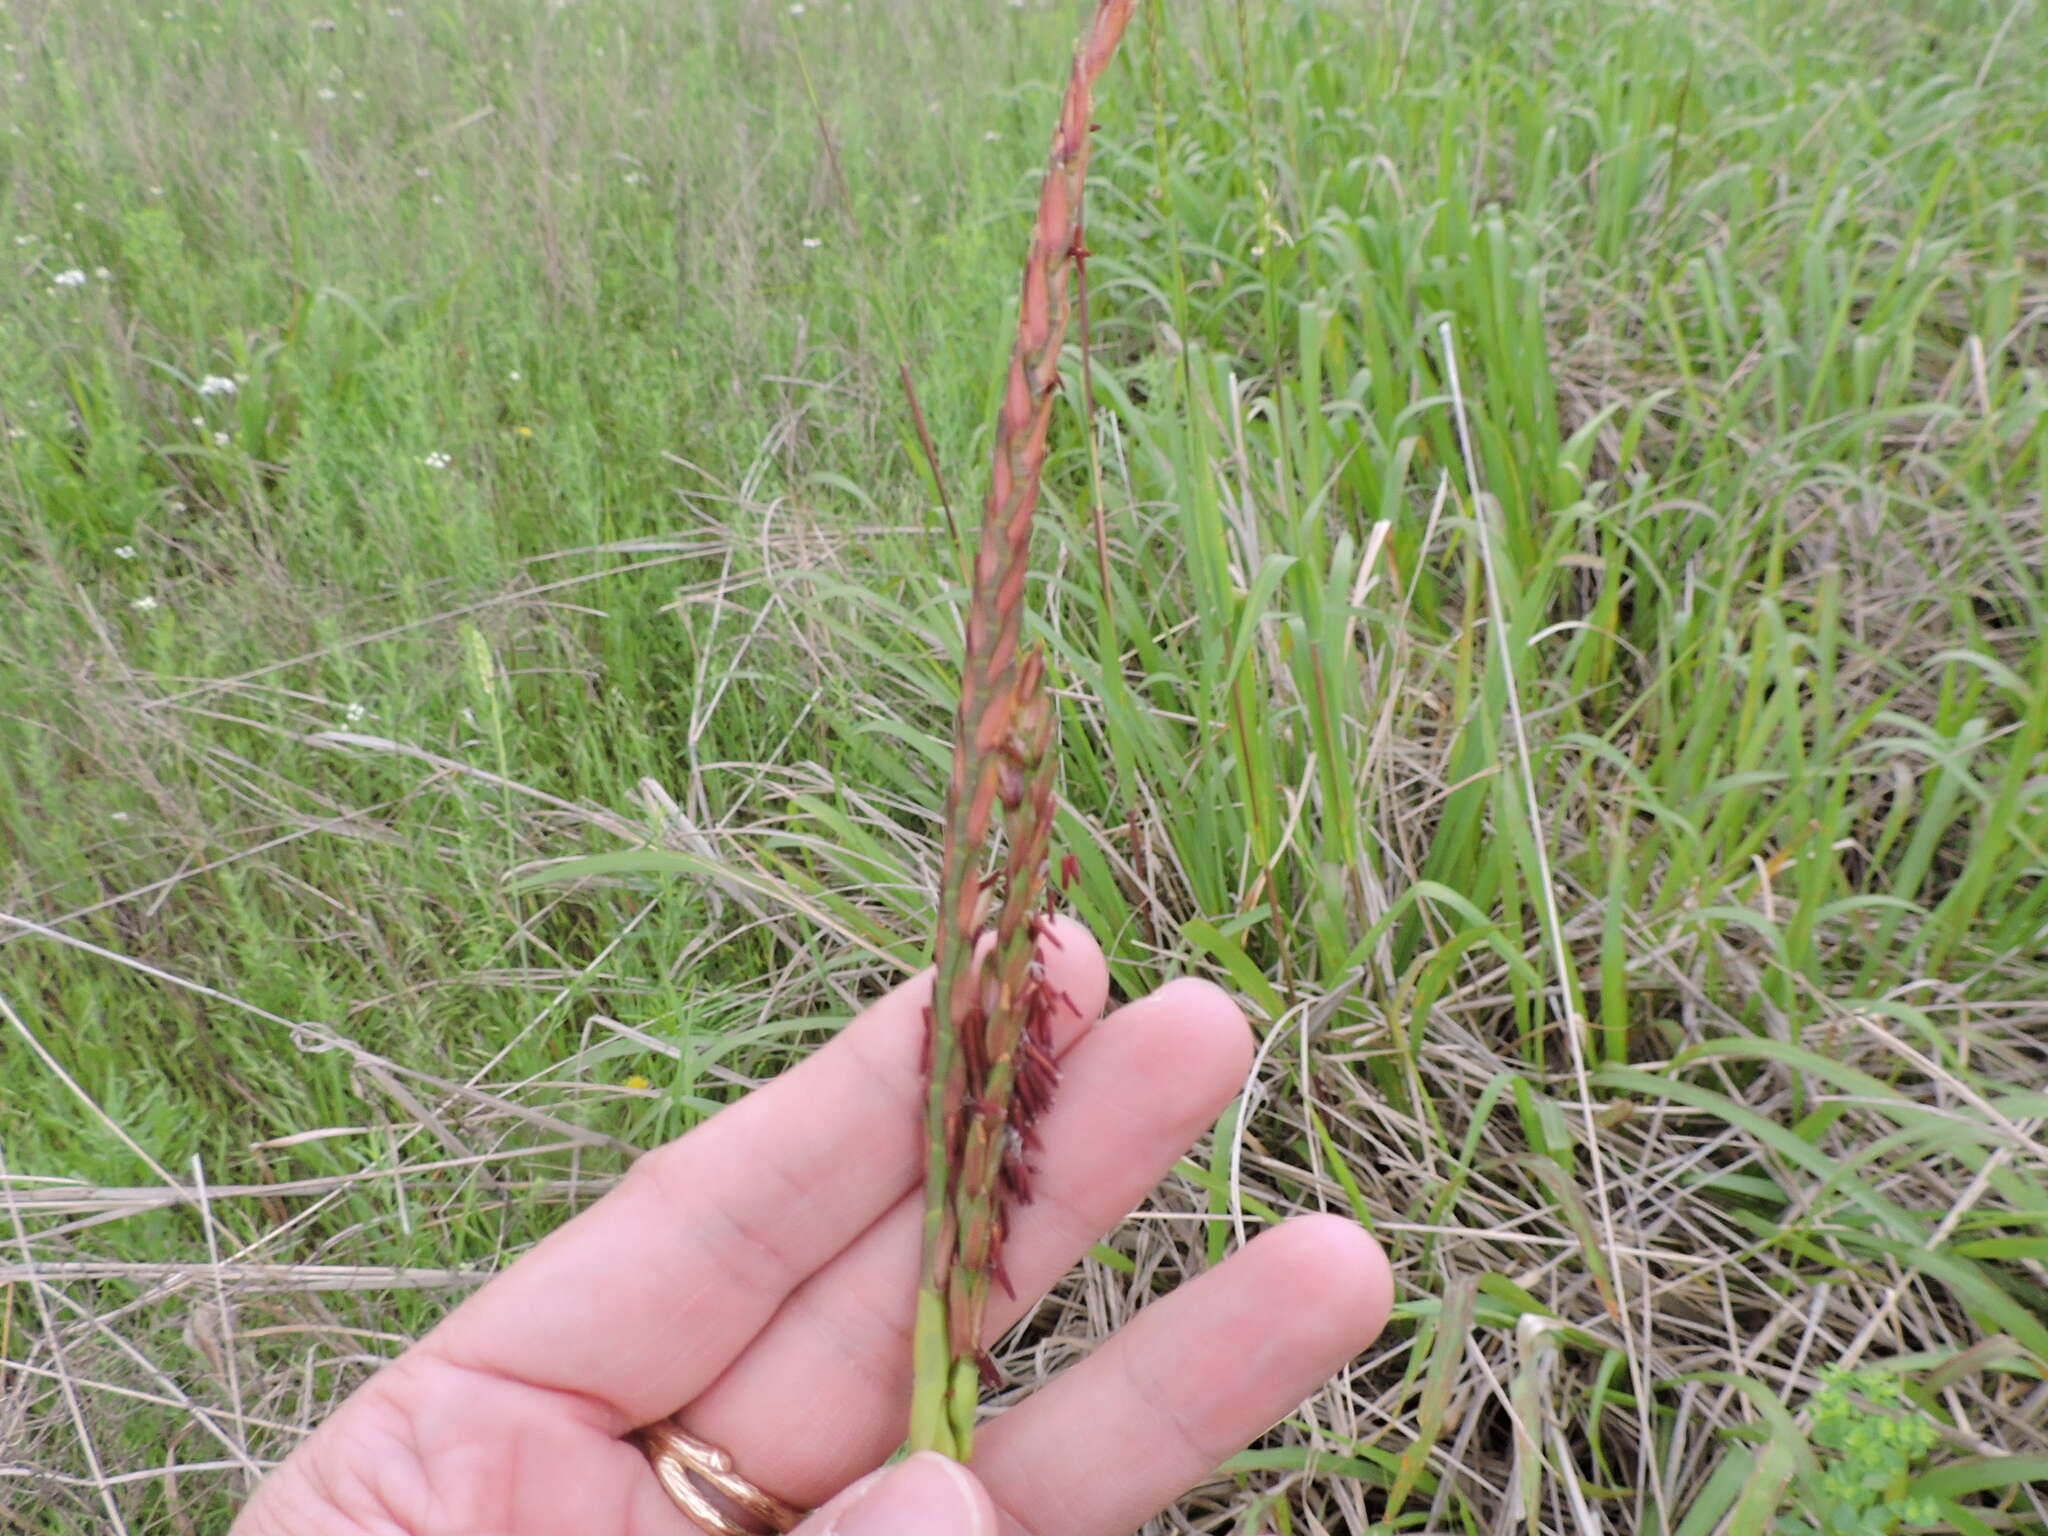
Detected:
left=828, top=1452, right=988, bottom=1536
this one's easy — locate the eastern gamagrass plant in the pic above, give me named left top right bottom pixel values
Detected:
left=907, top=0, right=1137, bottom=1463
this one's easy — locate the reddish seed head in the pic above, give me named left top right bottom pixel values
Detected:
left=920, top=0, right=1136, bottom=1451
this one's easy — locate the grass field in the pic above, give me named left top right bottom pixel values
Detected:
left=5, top=0, right=2048, bottom=1529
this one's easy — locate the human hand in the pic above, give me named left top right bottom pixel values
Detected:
left=231, top=919, right=1393, bottom=1535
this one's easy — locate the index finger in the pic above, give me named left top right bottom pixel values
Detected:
left=415, top=917, right=1111, bottom=1431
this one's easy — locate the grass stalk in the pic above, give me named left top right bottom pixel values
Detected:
left=909, top=0, right=1137, bottom=1462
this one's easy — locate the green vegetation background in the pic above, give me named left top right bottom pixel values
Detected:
left=3, top=0, right=2045, bottom=1529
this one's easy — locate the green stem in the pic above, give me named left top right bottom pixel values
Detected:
left=908, top=1284, right=960, bottom=1458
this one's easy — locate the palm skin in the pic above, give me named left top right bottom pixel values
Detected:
left=232, top=920, right=1393, bottom=1536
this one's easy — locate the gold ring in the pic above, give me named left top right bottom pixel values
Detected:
left=635, top=1418, right=807, bottom=1535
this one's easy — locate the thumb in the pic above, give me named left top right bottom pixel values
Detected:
left=792, top=1451, right=996, bottom=1536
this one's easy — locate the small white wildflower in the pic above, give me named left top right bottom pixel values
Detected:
left=73, top=201, right=86, bottom=211
left=316, top=86, right=338, bottom=101
left=908, top=193, right=923, bottom=205
left=131, top=595, right=160, bottom=611
left=414, top=166, right=430, bottom=178
left=94, top=265, right=112, bottom=279
left=54, top=268, right=87, bottom=287
left=788, top=3, right=804, bottom=12
left=508, top=370, right=521, bottom=381
left=111, top=811, right=131, bottom=822
left=621, top=170, right=648, bottom=185
left=423, top=451, right=451, bottom=469
left=351, top=89, right=365, bottom=100
left=114, top=544, right=137, bottom=560
left=148, top=185, right=164, bottom=196
left=343, top=701, right=368, bottom=724
left=5, top=427, right=26, bottom=441
left=12, top=234, right=33, bottom=246
left=801, top=236, right=822, bottom=249
left=431, top=194, right=445, bottom=205
left=1009, top=0, right=1024, bottom=9
left=189, top=415, right=206, bottom=427
left=983, top=130, right=1000, bottom=141
left=1250, top=243, right=1265, bottom=259
left=198, top=374, right=237, bottom=396
left=212, top=431, right=230, bottom=446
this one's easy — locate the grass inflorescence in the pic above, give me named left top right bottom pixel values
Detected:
left=910, top=0, right=1134, bottom=1463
